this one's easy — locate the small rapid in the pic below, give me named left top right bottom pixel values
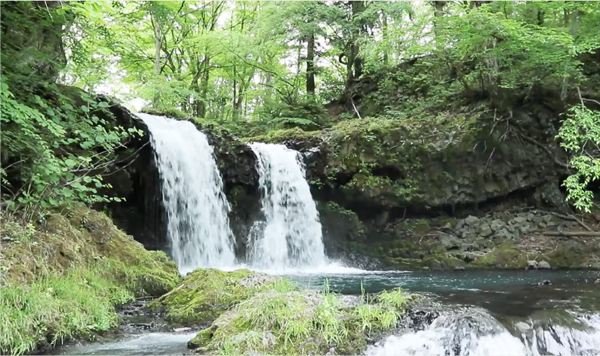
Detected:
left=138, top=113, right=235, bottom=273
left=367, top=309, right=600, bottom=356
left=57, top=332, right=197, bottom=355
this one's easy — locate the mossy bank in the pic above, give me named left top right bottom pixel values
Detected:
left=150, top=268, right=417, bottom=355
left=0, top=206, right=181, bottom=355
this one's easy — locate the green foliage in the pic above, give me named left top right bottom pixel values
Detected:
left=0, top=80, right=141, bottom=219
left=557, top=105, right=600, bottom=212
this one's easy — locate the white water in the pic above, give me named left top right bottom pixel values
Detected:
left=138, top=113, right=235, bottom=273
left=58, top=332, right=197, bottom=355
left=367, top=310, right=600, bottom=356
left=247, top=142, right=326, bottom=270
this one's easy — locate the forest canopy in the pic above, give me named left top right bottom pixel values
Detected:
left=1, top=1, right=600, bottom=213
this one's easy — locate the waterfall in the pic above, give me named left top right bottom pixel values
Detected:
left=247, top=142, right=326, bottom=270
left=138, top=113, right=235, bottom=273
left=367, top=309, right=600, bottom=356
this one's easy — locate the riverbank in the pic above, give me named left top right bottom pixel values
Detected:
left=0, top=206, right=181, bottom=355
left=54, top=268, right=600, bottom=356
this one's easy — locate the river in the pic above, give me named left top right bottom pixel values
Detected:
left=57, top=270, right=600, bottom=355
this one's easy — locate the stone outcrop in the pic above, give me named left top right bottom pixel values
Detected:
left=249, top=105, right=570, bottom=217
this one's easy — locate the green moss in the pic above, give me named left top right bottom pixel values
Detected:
left=0, top=207, right=180, bottom=355
left=243, top=127, right=321, bottom=145
left=343, top=174, right=419, bottom=207
left=472, top=242, right=528, bottom=269
left=150, top=269, right=295, bottom=326
left=543, top=245, right=600, bottom=269
left=190, top=283, right=414, bottom=355
left=348, top=238, right=465, bottom=271
left=141, top=107, right=190, bottom=120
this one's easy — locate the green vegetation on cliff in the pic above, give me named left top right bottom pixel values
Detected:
left=0, top=207, right=180, bottom=355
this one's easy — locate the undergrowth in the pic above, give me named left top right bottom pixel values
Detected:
left=0, top=206, right=180, bottom=355
left=1, top=264, right=133, bottom=355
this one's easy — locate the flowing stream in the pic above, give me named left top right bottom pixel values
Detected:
left=138, top=113, right=235, bottom=273
left=57, top=270, right=600, bottom=355
left=247, top=142, right=326, bottom=270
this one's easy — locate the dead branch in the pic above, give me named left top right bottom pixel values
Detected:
left=517, top=134, right=569, bottom=169
left=533, top=209, right=593, bottom=232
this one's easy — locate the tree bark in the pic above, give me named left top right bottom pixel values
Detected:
left=306, top=33, right=316, bottom=94
left=151, top=14, right=162, bottom=106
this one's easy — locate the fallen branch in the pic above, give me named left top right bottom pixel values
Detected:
left=533, top=209, right=593, bottom=232
left=159, top=283, right=185, bottom=299
left=351, top=98, right=362, bottom=119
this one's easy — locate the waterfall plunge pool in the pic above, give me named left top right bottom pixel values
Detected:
left=56, top=269, right=600, bottom=356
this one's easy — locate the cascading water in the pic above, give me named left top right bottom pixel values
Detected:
left=247, top=142, right=326, bottom=270
left=138, top=113, right=235, bottom=273
left=367, top=308, right=600, bottom=356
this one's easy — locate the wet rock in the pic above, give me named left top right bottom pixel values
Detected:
left=537, top=261, right=551, bottom=269
left=537, top=279, right=552, bottom=286
left=174, top=327, right=193, bottom=332
left=480, top=223, right=493, bottom=237
left=454, top=266, right=466, bottom=271
left=513, top=216, right=528, bottom=224
left=515, top=321, right=531, bottom=334
left=527, top=260, right=538, bottom=269
left=465, top=216, right=479, bottom=226
left=405, top=309, right=440, bottom=331
left=490, top=219, right=504, bottom=232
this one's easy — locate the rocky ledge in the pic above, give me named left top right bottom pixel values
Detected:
left=320, top=202, right=600, bottom=270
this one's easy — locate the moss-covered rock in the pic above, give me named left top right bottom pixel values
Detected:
left=188, top=285, right=414, bottom=355
left=149, top=269, right=293, bottom=326
left=0, top=206, right=180, bottom=355
left=471, top=242, right=529, bottom=269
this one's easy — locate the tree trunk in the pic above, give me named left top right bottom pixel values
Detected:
left=345, top=1, right=365, bottom=89
left=151, top=15, right=162, bottom=106
left=195, top=56, right=210, bottom=118
left=382, top=13, right=389, bottom=65
left=306, top=33, right=316, bottom=94
left=432, top=1, right=447, bottom=43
